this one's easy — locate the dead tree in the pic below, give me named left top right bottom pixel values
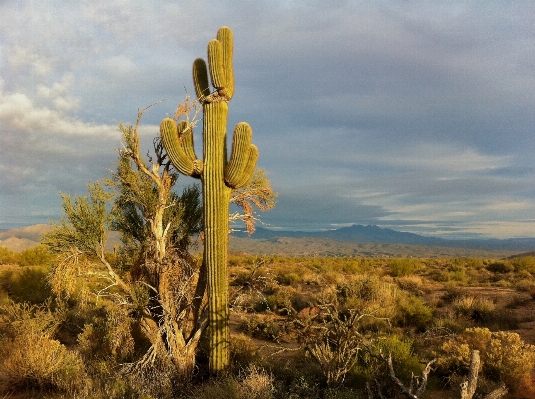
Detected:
left=461, top=350, right=508, bottom=399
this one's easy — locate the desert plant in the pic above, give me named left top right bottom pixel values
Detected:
left=0, top=300, right=83, bottom=394
left=42, top=105, right=208, bottom=387
left=388, top=258, right=419, bottom=277
left=437, top=327, right=535, bottom=391
left=0, top=247, right=15, bottom=265
left=17, top=244, right=54, bottom=266
left=452, top=295, right=496, bottom=317
left=395, top=292, right=433, bottom=330
left=395, top=275, right=424, bottom=292
left=511, top=256, right=535, bottom=273
left=486, top=261, right=514, bottom=274
left=160, top=26, right=275, bottom=373
left=0, top=330, right=86, bottom=394
left=5, top=266, right=52, bottom=304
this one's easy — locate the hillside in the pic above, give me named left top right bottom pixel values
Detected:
left=0, top=224, right=52, bottom=251
left=233, top=224, right=535, bottom=253
left=1, top=224, right=532, bottom=258
left=229, top=236, right=518, bottom=258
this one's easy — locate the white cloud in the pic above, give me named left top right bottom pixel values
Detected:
left=0, top=78, right=115, bottom=137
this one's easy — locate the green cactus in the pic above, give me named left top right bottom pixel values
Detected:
left=160, top=26, right=258, bottom=373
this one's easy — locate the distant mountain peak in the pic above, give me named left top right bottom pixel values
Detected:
left=232, top=224, right=535, bottom=252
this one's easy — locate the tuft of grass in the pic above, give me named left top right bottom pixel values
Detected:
left=0, top=331, right=86, bottom=394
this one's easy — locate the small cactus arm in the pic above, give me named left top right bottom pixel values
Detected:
left=160, top=26, right=258, bottom=373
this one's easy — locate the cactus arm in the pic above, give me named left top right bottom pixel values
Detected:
left=224, top=122, right=253, bottom=188
left=177, top=121, right=197, bottom=162
left=217, top=26, right=234, bottom=99
left=193, top=58, right=210, bottom=102
left=234, top=144, right=258, bottom=188
left=208, top=39, right=226, bottom=92
left=160, top=118, right=196, bottom=176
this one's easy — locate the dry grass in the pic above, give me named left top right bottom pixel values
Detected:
left=0, top=331, right=86, bottom=394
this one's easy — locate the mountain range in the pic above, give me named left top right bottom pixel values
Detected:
left=232, top=224, right=535, bottom=252
left=1, top=224, right=534, bottom=256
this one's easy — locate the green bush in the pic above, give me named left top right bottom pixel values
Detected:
left=16, top=245, right=54, bottom=267
left=276, top=272, right=302, bottom=286
left=396, top=293, right=433, bottom=329
left=486, top=261, right=514, bottom=274
left=336, top=276, right=398, bottom=320
left=6, top=266, right=52, bottom=304
left=354, top=334, right=423, bottom=384
left=511, top=256, right=535, bottom=273
left=0, top=247, right=15, bottom=265
left=388, top=258, right=418, bottom=277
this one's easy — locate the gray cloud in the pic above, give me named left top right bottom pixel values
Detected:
left=1, top=1, right=534, bottom=237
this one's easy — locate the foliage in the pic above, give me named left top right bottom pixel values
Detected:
left=355, top=334, right=424, bottom=385
left=0, top=300, right=85, bottom=394
left=511, top=256, right=535, bottom=273
left=0, top=246, right=15, bottom=264
left=486, top=261, right=514, bottom=274
left=4, top=266, right=52, bottom=304
left=388, top=258, right=419, bottom=277
left=0, top=330, right=86, bottom=393
left=17, top=245, right=55, bottom=266
left=437, top=327, right=535, bottom=390
left=41, top=103, right=208, bottom=392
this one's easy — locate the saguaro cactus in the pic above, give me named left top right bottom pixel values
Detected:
left=160, top=26, right=258, bottom=373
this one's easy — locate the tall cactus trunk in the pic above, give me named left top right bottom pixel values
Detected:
left=160, top=26, right=258, bottom=375
left=202, top=101, right=231, bottom=371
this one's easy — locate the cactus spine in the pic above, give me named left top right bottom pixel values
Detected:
left=160, top=26, right=258, bottom=373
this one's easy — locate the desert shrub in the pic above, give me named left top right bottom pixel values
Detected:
left=230, top=333, right=259, bottom=368
left=395, top=275, right=424, bottom=292
left=238, top=366, right=275, bottom=399
left=437, top=327, right=535, bottom=390
left=0, top=330, right=86, bottom=393
left=452, top=295, right=495, bottom=317
left=432, top=307, right=468, bottom=334
left=450, top=295, right=519, bottom=329
left=0, top=287, right=8, bottom=306
left=493, top=279, right=513, bottom=288
left=336, top=275, right=398, bottom=320
left=486, top=261, right=514, bottom=274
left=395, top=293, right=433, bottom=329
left=449, top=269, right=468, bottom=283
left=322, top=270, right=345, bottom=284
left=5, top=266, right=52, bottom=303
left=276, top=272, right=302, bottom=286
left=354, top=334, right=423, bottom=384
left=262, top=286, right=310, bottom=314
left=0, top=300, right=62, bottom=339
left=77, top=305, right=135, bottom=363
left=430, top=269, right=450, bottom=282
left=187, top=366, right=274, bottom=399
left=453, top=257, right=484, bottom=269
left=0, top=247, right=15, bottom=265
left=341, top=259, right=363, bottom=274
left=511, top=256, right=535, bottom=273
left=388, top=258, right=418, bottom=277
left=239, top=314, right=282, bottom=341
left=441, top=285, right=465, bottom=303
left=16, top=245, right=54, bottom=266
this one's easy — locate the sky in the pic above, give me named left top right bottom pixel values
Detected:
left=1, top=1, right=534, bottom=239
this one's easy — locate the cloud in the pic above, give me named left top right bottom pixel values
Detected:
left=1, top=1, right=534, bottom=238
